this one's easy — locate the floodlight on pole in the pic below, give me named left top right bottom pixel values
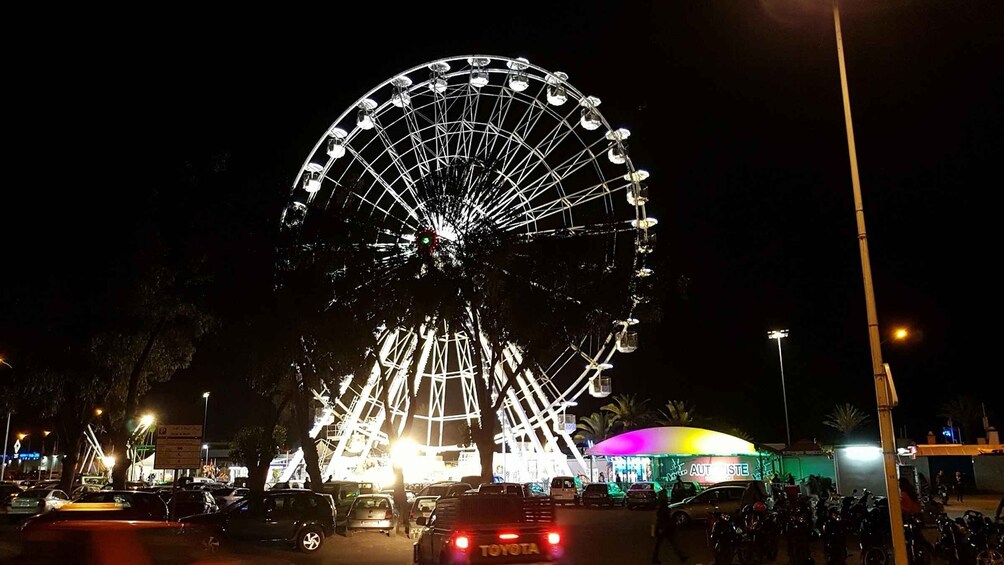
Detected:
left=767, top=330, right=791, bottom=446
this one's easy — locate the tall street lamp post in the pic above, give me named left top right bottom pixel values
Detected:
left=831, top=0, right=907, bottom=561
left=768, top=330, right=791, bottom=446
left=202, top=392, right=210, bottom=468
left=1, top=358, right=12, bottom=482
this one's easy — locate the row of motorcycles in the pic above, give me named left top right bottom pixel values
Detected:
left=708, top=489, right=1004, bottom=564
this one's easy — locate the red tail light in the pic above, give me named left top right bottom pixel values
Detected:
left=499, top=533, right=519, bottom=540
left=385, top=510, right=394, bottom=519
left=453, top=534, right=470, bottom=550
left=409, top=511, right=414, bottom=520
left=547, top=532, right=560, bottom=545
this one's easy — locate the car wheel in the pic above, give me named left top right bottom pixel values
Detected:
left=297, top=527, right=324, bottom=552
left=673, top=512, right=690, bottom=527
left=201, top=532, right=222, bottom=553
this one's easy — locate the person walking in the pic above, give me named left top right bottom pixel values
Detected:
left=304, top=476, right=312, bottom=490
left=954, top=471, right=964, bottom=503
left=651, top=490, right=687, bottom=563
left=935, top=470, right=948, bottom=505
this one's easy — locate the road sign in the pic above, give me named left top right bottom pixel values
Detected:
left=156, top=425, right=203, bottom=438
left=154, top=426, right=203, bottom=469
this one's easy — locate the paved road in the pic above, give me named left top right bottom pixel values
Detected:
left=1, top=495, right=1001, bottom=564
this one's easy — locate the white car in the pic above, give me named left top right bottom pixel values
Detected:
left=7, top=488, right=71, bottom=516
left=212, top=487, right=250, bottom=509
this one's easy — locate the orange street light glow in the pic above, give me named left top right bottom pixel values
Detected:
left=894, top=328, right=909, bottom=340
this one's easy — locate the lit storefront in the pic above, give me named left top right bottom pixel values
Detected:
left=585, top=426, right=777, bottom=485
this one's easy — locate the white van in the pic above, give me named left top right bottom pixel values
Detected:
left=549, top=476, right=582, bottom=505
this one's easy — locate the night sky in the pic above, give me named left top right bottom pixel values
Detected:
left=3, top=1, right=1002, bottom=447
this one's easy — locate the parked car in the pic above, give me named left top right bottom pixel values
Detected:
left=582, top=482, right=627, bottom=507
left=417, top=481, right=472, bottom=498
left=477, top=482, right=531, bottom=496
left=524, top=482, right=548, bottom=497
left=180, top=489, right=336, bottom=553
left=380, top=488, right=416, bottom=505
left=626, top=482, right=663, bottom=510
left=212, top=487, right=250, bottom=509
left=666, top=485, right=746, bottom=526
left=345, top=494, right=399, bottom=537
left=70, top=484, right=103, bottom=499
left=319, top=480, right=363, bottom=519
left=1, top=483, right=24, bottom=507
left=668, top=480, right=701, bottom=503
left=7, top=488, right=71, bottom=517
left=549, top=476, right=583, bottom=506
left=169, top=490, right=219, bottom=518
left=409, top=495, right=439, bottom=527
left=412, top=494, right=561, bottom=564
left=19, top=490, right=169, bottom=529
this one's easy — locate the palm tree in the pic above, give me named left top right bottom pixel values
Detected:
left=938, top=395, right=983, bottom=443
left=601, top=394, right=652, bottom=432
left=575, top=411, right=618, bottom=444
left=656, top=400, right=698, bottom=426
left=823, top=403, right=870, bottom=437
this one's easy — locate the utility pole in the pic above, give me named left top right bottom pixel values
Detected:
left=832, top=1, right=907, bottom=562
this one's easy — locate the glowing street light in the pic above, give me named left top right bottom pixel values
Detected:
left=767, top=329, right=791, bottom=446
left=95, top=408, right=103, bottom=417
left=894, top=327, right=908, bottom=341
left=139, top=414, right=155, bottom=427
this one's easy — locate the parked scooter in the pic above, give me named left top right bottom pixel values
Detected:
left=859, top=497, right=891, bottom=565
left=820, top=507, right=849, bottom=565
left=709, top=511, right=739, bottom=565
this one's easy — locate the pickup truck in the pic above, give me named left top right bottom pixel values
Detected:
left=413, top=494, right=564, bottom=564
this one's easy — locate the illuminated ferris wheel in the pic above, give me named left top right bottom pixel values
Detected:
left=278, top=55, right=656, bottom=482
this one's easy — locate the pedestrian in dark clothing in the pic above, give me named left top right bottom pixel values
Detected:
left=786, top=474, right=795, bottom=486
left=651, top=490, right=687, bottom=563
left=304, top=477, right=312, bottom=490
left=616, top=473, right=622, bottom=485
left=954, top=471, right=964, bottom=502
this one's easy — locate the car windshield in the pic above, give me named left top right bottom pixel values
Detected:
left=214, top=488, right=235, bottom=497
left=584, top=484, right=606, bottom=493
left=629, top=483, right=653, bottom=491
left=423, top=485, right=451, bottom=497
left=175, top=492, right=203, bottom=502
left=19, top=490, right=49, bottom=500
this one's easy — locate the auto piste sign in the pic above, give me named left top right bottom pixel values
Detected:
left=154, top=424, right=203, bottom=470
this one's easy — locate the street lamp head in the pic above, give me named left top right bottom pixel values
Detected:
left=767, top=329, right=789, bottom=340
left=42, top=430, right=51, bottom=437
left=202, top=444, right=209, bottom=450
left=16, top=433, right=27, bottom=441
left=95, top=408, right=103, bottom=417
left=139, top=414, right=155, bottom=427
left=203, top=392, right=210, bottom=399
left=893, top=328, right=909, bottom=341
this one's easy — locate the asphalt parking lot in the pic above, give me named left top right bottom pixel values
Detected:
left=1, top=494, right=1000, bottom=564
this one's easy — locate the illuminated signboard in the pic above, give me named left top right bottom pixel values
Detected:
left=17, top=452, right=41, bottom=461
left=673, top=457, right=756, bottom=482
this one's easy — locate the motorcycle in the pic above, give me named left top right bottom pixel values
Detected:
left=935, top=513, right=977, bottom=564
left=904, top=514, right=934, bottom=565
left=963, top=510, right=1004, bottom=565
left=820, top=507, right=848, bottom=565
left=735, top=502, right=779, bottom=564
left=709, top=511, right=739, bottom=565
left=859, top=497, right=891, bottom=565
left=781, top=497, right=815, bottom=565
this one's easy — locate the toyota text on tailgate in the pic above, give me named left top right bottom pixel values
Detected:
left=413, top=495, right=564, bottom=564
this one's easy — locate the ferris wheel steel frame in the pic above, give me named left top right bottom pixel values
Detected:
left=278, top=55, right=654, bottom=484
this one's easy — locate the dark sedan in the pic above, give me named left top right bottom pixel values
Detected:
left=169, top=490, right=218, bottom=518
left=626, top=482, right=663, bottom=510
left=582, top=482, right=627, bottom=507
left=180, top=489, right=336, bottom=553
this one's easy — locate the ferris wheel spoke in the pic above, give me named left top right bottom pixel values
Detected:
left=494, top=94, right=551, bottom=173
left=476, top=82, right=516, bottom=159
left=499, top=99, right=580, bottom=184
left=401, top=101, right=433, bottom=178
left=345, top=147, right=422, bottom=228
left=499, top=178, right=630, bottom=232
left=487, top=140, right=607, bottom=225
left=372, top=116, right=418, bottom=196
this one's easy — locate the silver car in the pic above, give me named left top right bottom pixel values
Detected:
left=7, top=489, right=71, bottom=516
left=408, top=495, right=438, bottom=539
left=345, top=494, right=398, bottom=537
